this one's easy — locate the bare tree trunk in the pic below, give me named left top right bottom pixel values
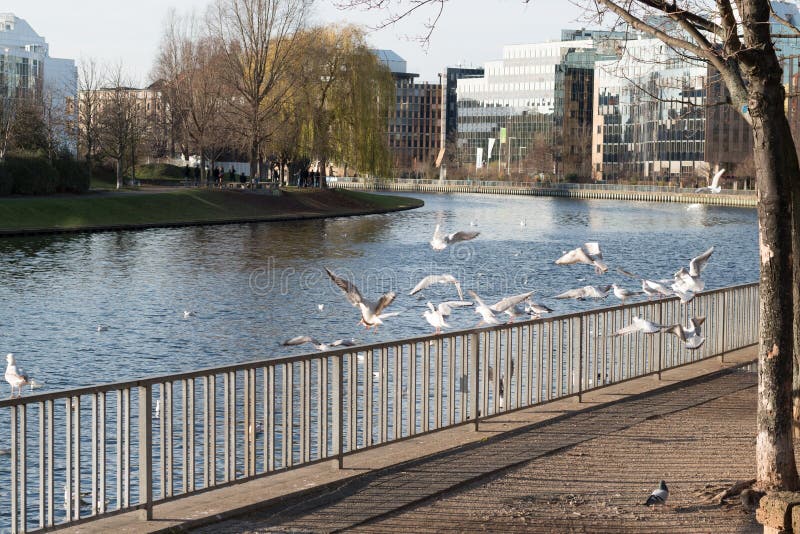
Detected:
left=752, top=76, right=800, bottom=491
left=116, top=159, right=123, bottom=190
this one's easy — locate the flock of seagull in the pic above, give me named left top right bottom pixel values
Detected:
left=281, top=222, right=715, bottom=357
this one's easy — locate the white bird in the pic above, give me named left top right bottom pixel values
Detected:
left=469, top=219, right=478, bottom=227
left=520, top=218, right=527, bottom=227
left=282, top=335, right=357, bottom=351
left=5, top=353, right=29, bottom=398
left=644, top=480, right=669, bottom=506
left=612, top=316, right=666, bottom=337
left=183, top=310, right=196, bottom=319
left=423, top=301, right=473, bottom=334
left=555, top=242, right=608, bottom=274
left=671, top=246, right=714, bottom=297
left=96, top=324, right=109, bottom=332
left=468, top=290, right=502, bottom=326
left=317, top=304, right=324, bottom=311
left=154, top=399, right=161, bottom=419
left=554, top=285, right=612, bottom=301
left=525, top=300, right=553, bottom=317
left=409, top=274, right=464, bottom=300
left=696, top=168, right=725, bottom=194
left=429, top=224, right=479, bottom=251
left=325, top=268, right=398, bottom=330
left=612, top=284, right=643, bottom=303
left=663, top=316, right=706, bottom=350
left=489, top=291, right=536, bottom=323
left=641, top=279, right=673, bottom=299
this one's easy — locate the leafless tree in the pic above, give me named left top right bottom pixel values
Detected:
left=77, top=58, right=103, bottom=177
left=208, top=0, right=310, bottom=179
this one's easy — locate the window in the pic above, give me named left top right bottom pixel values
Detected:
left=596, top=144, right=601, bottom=153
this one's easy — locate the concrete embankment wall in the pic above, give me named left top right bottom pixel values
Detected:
left=335, top=182, right=756, bottom=208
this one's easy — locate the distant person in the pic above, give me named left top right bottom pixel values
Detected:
left=194, top=165, right=200, bottom=185
left=229, top=166, right=236, bottom=182
left=240, top=171, right=247, bottom=184
left=184, top=164, right=190, bottom=179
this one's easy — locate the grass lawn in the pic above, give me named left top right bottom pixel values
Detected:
left=0, top=188, right=422, bottom=233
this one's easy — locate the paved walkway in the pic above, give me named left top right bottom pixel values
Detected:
left=62, top=348, right=757, bottom=533
left=197, top=354, right=760, bottom=533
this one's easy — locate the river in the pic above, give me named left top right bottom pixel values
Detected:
left=0, top=193, right=758, bottom=391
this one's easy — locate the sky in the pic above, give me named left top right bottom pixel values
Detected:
left=4, top=1, right=595, bottom=83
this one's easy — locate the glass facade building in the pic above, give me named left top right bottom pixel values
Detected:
left=456, top=31, right=624, bottom=178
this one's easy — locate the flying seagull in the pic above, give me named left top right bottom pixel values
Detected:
left=409, top=274, right=464, bottom=300
left=663, top=316, right=706, bottom=350
left=696, top=168, right=725, bottom=194
left=555, top=242, right=609, bottom=274
left=612, top=316, right=666, bottom=337
left=671, top=246, right=714, bottom=296
left=489, top=291, right=536, bottom=323
left=429, top=224, right=479, bottom=251
left=325, top=267, right=398, bottom=330
left=468, top=290, right=502, bottom=326
left=423, top=300, right=473, bottom=334
left=616, top=268, right=673, bottom=299
left=554, top=285, right=612, bottom=301
left=282, top=336, right=357, bottom=351
left=612, top=284, right=643, bottom=304
left=644, top=480, right=669, bottom=506
left=5, top=353, right=29, bottom=398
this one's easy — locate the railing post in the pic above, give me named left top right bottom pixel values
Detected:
left=719, top=291, right=727, bottom=363
left=337, top=353, right=344, bottom=469
left=138, top=384, right=153, bottom=521
left=577, top=317, right=584, bottom=403
left=657, top=301, right=663, bottom=380
left=471, top=332, right=480, bottom=431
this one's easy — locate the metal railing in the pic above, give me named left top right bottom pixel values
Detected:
left=0, top=282, right=759, bottom=532
left=333, top=177, right=756, bottom=196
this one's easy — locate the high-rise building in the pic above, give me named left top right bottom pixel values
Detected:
left=455, top=31, right=623, bottom=179
left=373, top=49, right=443, bottom=177
left=0, top=13, right=77, bottom=153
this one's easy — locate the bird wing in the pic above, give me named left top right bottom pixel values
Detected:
left=438, top=300, right=472, bottom=316
left=689, top=316, right=706, bottom=337
left=526, top=301, right=553, bottom=314
left=325, top=268, right=363, bottom=306
left=555, top=247, right=592, bottom=266
left=684, top=335, right=706, bottom=350
left=689, top=246, right=714, bottom=277
left=616, top=266, right=644, bottom=280
left=710, top=168, right=725, bottom=188
left=695, top=186, right=711, bottom=193
left=645, top=489, right=669, bottom=506
left=583, top=242, right=603, bottom=260
left=490, top=291, right=535, bottom=312
left=409, top=274, right=459, bottom=296
left=331, top=338, right=357, bottom=347
left=554, top=287, right=586, bottom=300
left=613, top=323, right=643, bottom=337
left=373, top=291, right=397, bottom=315
left=446, top=231, right=479, bottom=244
left=468, top=290, right=488, bottom=307
left=584, top=285, right=609, bottom=298
left=282, top=335, right=319, bottom=346
left=662, top=323, right=688, bottom=342
left=432, top=224, right=444, bottom=242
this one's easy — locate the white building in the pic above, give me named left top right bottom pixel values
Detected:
left=0, top=13, right=77, bottom=154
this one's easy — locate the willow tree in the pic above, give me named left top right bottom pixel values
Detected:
left=342, top=0, right=800, bottom=491
left=208, top=0, right=309, bottom=179
left=293, top=25, right=393, bottom=185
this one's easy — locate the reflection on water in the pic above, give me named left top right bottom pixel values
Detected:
left=0, top=193, right=758, bottom=390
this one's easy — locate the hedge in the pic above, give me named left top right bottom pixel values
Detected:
left=0, top=153, right=90, bottom=195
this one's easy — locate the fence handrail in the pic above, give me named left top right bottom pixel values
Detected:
left=1, top=281, right=761, bottom=533
left=0, top=281, right=759, bottom=409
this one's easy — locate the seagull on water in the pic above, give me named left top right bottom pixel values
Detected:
left=555, top=242, right=608, bottom=274
left=696, top=168, right=725, bottom=194
left=325, top=268, right=398, bottom=330
left=554, top=285, right=612, bottom=301
left=429, top=224, right=479, bottom=251
left=644, top=480, right=669, bottom=506
left=183, top=310, right=196, bottom=319
left=663, top=316, right=706, bottom=350
left=409, top=274, right=464, bottom=300
left=5, top=353, right=30, bottom=398
left=96, top=324, right=109, bottom=332
left=423, top=301, right=473, bottom=334
left=283, top=335, right=357, bottom=351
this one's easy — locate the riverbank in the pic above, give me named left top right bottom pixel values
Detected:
left=0, top=188, right=423, bottom=236
left=335, top=180, right=756, bottom=207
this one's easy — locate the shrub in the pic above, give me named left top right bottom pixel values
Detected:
left=1, top=153, right=58, bottom=195
left=52, top=155, right=90, bottom=193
